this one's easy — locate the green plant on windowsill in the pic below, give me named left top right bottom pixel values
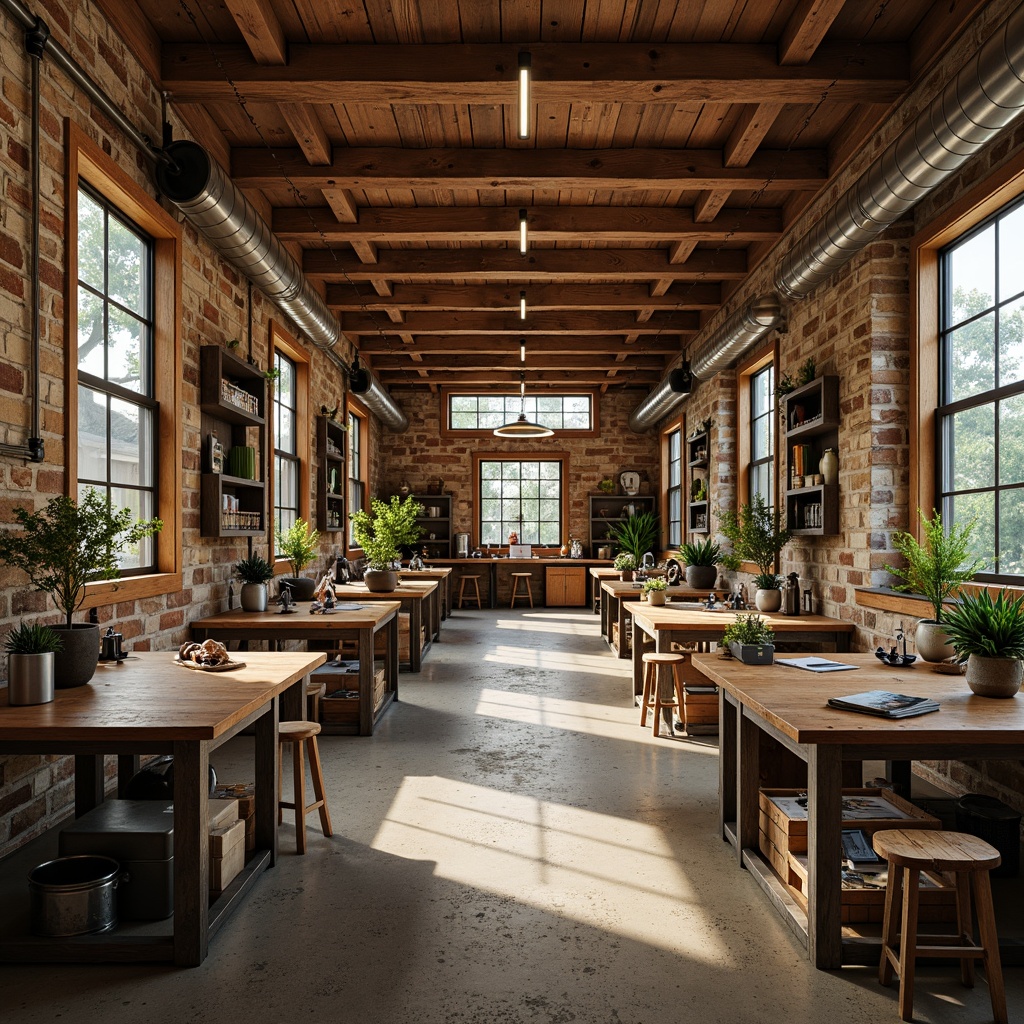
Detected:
left=941, top=589, right=1024, bottom=697
left=717, top=493, right=790, bottom=579
left=679, top=537, right=721, bottom=567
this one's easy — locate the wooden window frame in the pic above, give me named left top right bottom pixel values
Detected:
left=269, top=321, right=310, bottom=575
left=660, top=415, right=684, bottom=552
left=441, top=386, right=600, bottom=438
left=65, top=120, right=183, bottom=608
left=345, top=394, right=370, bottom=557
left=471, top=451, right=571, bottom=552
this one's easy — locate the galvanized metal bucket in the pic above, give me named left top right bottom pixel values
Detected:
left=28, top=855, right=120, bottom=936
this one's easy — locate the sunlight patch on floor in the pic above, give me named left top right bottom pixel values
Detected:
left=495, top=616, right=599, bottom=636
left=371, top=775, right=729, bottom=960
left=483, top=643, right=628, bottom=678
left=472, top=686, right=719, bottom=756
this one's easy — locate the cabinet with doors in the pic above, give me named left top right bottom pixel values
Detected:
left=199, top=345, right=267, bottom=538
left=686, top=429, right=710, bottom=535
left=588, top=495, right=656, bottom=557
left=545, top=565, right=587, bottom=606
left=316, top=415, right=347, bottom=534
left=783, top=375, right=840, bottom=536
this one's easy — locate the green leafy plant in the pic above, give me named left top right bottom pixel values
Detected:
left=795, top=356, right=817, bottom=387
left=679, top=537, right=722, bottom=567
left=613, top=552, right=636, bottom=571
left=264, top=366, right=281, bottom=381
left=234, top=553, right=274, bottom=585
left=753, top=571, right=782, bottom=591
left=350, top=496, right=424, bottom=570
left=0, top=490, right=163, bottom=628
left=642, top=577, right=668, bottom=593
left=610, top=510, right=659, bottom=562
left=722, top=614, right=775, bottom=647
left=940, top=590, right=1024, bottom=661
left=774, top=372, right=795, bottom=400
left=882, top=509, right=984, bottom=623
left=3, top=622, right=64, bottom=655
left=275, top=519, right=321, bottom=576
left=597, top=477, right=616, bottom=494
left=717, top=493, right=790, bottom=578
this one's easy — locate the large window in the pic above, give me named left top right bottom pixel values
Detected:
left=66, top=120, right=182, bottom=604
left=347, top=403, right=367, bottom=550
left=666, top=426, right=682, bottom=547
left=75, top=185, right=157, bottom=572
left=445, top=389, right=597, bottom=434
left=937, top=195, right=1024, bottom=576
left=273, top=349, right=299, bottom=534
left=478, top=458, right=563, bottom=546
left=749, top=363, right=775, bottom=509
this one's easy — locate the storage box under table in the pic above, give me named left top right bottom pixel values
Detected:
left=681, top=684, right=718, bottom=735
left=209, top=818, right=246, bottom=893
left=317, top=661, right=386, bottom=724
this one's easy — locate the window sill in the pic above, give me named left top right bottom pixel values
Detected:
left=81, top=572, right=183, bottom=609
left=855, top=583, right=1024, bottom=617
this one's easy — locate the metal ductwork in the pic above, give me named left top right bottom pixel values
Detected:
left=349, top=360, right=410, bottom=433
left=628, top=297, right=782, bottom=433
left=154, top=140, right=408, bottom=430
left=776, top=2, right=1024, bottom=300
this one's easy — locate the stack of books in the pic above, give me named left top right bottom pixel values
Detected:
left=827, top=690, right=940, bottom=718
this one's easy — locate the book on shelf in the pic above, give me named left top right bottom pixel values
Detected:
left=777, top=657, right=858, bottom=673
left=841, top=828, right=887, bottom=873
left=826, top=690, right=940, bottom=718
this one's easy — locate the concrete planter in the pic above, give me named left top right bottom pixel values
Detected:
left=685, top=565, right=717, bottom=590
left=51, top=624, right=99, bottom=688
left=966, top=654, right=1024, bottom=698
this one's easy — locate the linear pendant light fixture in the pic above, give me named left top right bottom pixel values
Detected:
left=520, top=290, right=527, bottom=319
left=519, top=208, right=528, bottom=253
left=520, top=338, right=526, bottom=363
left=517, top=51, right=531, bottom=139
left=494, top=370, right=554, bottom=438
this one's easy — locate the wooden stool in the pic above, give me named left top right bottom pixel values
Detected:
left=640, top=652, right=684, bottom=738
left=458, top=574, right=482, bottom=609
left=873, top=829, right=1007, bottom=1024
left=277, top=720, right=333, bottom=854
left=305, top=679, right=326, bottom=724
left=510, top=572, right=533, bottom=608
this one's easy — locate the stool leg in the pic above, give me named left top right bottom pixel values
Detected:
left=458, top=579, right=467, bottom=609
left=954, top=870, right=975, bottom=988
left=525, top=580, right=533, bottom=608
left=972, top=871, right=1008, bottom=1024
left=472, top=578, right=481, bottom=609
left=897, top=867, right=921, bottom=1022
left=880, top=862, right=902, bottom=986
left=292, top=737, right=308, bottom=854
left=652, top=666, right=665, bottom=738
left=509, top=578, right=518, bottom=609
left=640, top=662, right=654, bottom=727
left=672, top=661, right=686, bottom=733
left=278, top=741, right=285, bottom=825
left=307, top=737, right=333, bottom=837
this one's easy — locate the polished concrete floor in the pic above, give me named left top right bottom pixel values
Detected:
left=4, top=607, right=1021, bottom=1023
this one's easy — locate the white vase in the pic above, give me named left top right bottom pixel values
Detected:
left=914, top=620, right=955, bottom=663
left=819, top=449, right=838, bottom=486
left=240, top=582, right=268, bottom=612
left=755, top=588, right=782, bottom=613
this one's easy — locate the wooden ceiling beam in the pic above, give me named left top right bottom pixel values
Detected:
left=778, top=0, right=848, bottom=66
left=357, top=336, right=682, bottom=355
left=223, top=0, right=288, bottom=65
left=161, top=41, right=909, bottom=105
left=303, top=247, right=747, bottom=281
left=322, top=188, right=359, bottom=222
left=340, top=310, right=700, bottom=335
left=375, top=369, right=662, bottom=386
left=232, top=146, right=827, bottom=192
left=371, top=353, right=666, bottom=371
left=279, top=103, right=332, bottom=164
left=272, top=205, right=783, bottom=243
left=325, top=282, right=722, bottom=312
left=724, top=103, right=786, bottom=167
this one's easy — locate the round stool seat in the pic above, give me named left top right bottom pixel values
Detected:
left=872, top=829, right=1001, bottom=871
left=279, top=720, right=321, bottom=742
left=642, top=652, right=685, bottom=664
left=509, top=572, right=534, bottom=608
left=511, top=572, right=531, bottom=576
left=306, top=680, right=327, bottom=698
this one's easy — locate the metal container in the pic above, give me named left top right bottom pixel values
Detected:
left=28, top=855, right=120, bottom=936
left=455, top=533, right=470, bottom=558
left=7, top=652, right=55, bottom=705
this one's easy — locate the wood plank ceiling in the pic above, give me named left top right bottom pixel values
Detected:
left=107, top=0, right=985, bottom=392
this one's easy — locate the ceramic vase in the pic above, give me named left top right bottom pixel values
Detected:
left=914, top=620, right=956, bottom=663
left=754, top=589, right=782, bottom=613
left=240, top=582, right=268, bottom=612
left=51, top=623, right=100, bottom=688
left=965, top=654, right=1023, bottom=698
left=647, top=590, right=666, bottom=606
left=820, top=448, right=838, bottom=486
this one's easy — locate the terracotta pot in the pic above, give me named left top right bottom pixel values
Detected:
left=754, top=588, right=782, bottom=613
left=965, top=654, right=1023, bottom=698
left=620, top=569, right=633, bottom=582
left=914, top=620, right=955, bottom=663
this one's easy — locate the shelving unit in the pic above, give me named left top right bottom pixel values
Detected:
left=316, top=415, right=347, bottom=534
left=588, top=495, right=656, bottom=556
left=783, top=375, right=840, bottom=536
left=686, top=429, right=710, bottom=535
left=408, top=493, right=452, bottom=557
left=199, top=345, right=267, bottom=538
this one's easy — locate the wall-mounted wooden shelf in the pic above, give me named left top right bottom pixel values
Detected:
left=783, top=375, right=840, bottom=536
left=316, top=415, right=347, bottom=534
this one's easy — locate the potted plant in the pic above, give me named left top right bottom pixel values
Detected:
left=0, top=490, right=162, bottom=687
left=610, top=510, right=659, bottom=570
left=718, top=493, right=790, bottom=612
left=642, top=577, right=668, bottom=606
left=613, top=551, right=637, bottom=582
left=722, top=614, right=776, bottom=665
left=350, top=495, right=424, bottom=591
left=939, top=589, right=1024, bottom=697
left=679, top=537, right=722, bottom=590
left=3, top=622, right=63, bottom=705
left=597, top=477, right=616, bottom=495
left=275, top=518, right=321, bottom=600
left=882, top=509, right=984, bottom=662
left=234, top=553, right=274, bottom=612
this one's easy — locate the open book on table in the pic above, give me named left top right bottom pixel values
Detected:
left=777, top=657, right=858, bottom=672
left=826, top=690, right=939, bottom=718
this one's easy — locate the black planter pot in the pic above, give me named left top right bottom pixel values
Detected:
left=685, top=565, right=718, bottom=590
left=51, top=623, right=100, bottom=688
left=280, top=576, right=316, bottom=601
left=363, top=569, right=399, bottom=593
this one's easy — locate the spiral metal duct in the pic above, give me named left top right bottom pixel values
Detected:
left=775, top=2, right=1024, bottom=299
left=349, top=364, right=410, bottom=432
left=154, top=140, right=408, bottom=430
left=690, top=295, right=784, bottom=381
left=627, top=365, right=693, bottom=433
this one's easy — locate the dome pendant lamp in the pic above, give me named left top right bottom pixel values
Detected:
left=493, top=371, right=553, bottom=438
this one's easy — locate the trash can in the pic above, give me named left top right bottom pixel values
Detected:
left=954, top=794, right=1021, bottom=878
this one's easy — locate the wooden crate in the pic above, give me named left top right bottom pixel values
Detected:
left=319, top=664, right=386, bottom=724
left=788, top=853, right=957, bottom=924
left=682, top=684, right=718, bottom=734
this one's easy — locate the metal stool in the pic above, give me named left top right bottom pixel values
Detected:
left=639, top=652, right=684, bottom=738
left=510, top=572, right=533, bottom=608
left=277, top=720, right=332, bottom=854
left=458, top=574, right=482, bottom=609
left=873, top=828, right=1007, bottom=1023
